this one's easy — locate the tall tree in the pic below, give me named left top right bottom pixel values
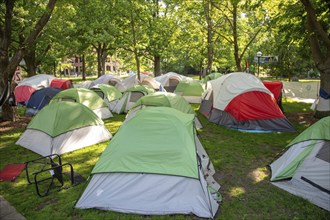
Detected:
left=212, top=0, right=267, bottom=71
left=300, top=0, right=330, bottom=117
left=0, top=0, right=57, bottom=121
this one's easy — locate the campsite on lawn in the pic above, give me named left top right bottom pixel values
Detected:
left=1, top=0, right=329, bottom=218
left=0, top=95, right=329, bottom=219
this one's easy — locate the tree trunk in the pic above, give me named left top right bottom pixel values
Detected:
left=53, top=60, right=56, bottom=77
left=130, top=4, right=140, bottom=81
left=204, top=0, right=213, bottom=74
left=301, top=0, right=330, bottom=117
left=232, top=4, right=242, bottom=71
left=81, top=54, right=86, bottom=81
left=24, top=47, right=38, bottom=76
left=101, top=46, right=107, bottom=75
left=154, top=55, right=161, bottom=77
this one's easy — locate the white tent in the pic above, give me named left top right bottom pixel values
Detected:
left=140, top=75, right=162, bottom=90
left=154, top=72, right=193, bottom=92
left=89, top=74, right=122, bottom=88
left=115, top=74, right=139, bottom=92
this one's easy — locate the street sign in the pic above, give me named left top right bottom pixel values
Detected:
left=254, top=55, right=279, bottom=64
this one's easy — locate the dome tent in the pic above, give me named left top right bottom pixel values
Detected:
left=199, top=72, right=295, bottom=132
left=128, top=92, right=202, bottom=129
left=112, top=85, right=154, bottom=114
left=90, top=84, right=122, bottom=111
left=16, top=101, right=112, bottom=156
left=270, top=117, right=330, bottom=211
left=51, top=88, right=113, bottom=119
left=89, top=74, right=122, bottom=88
left=25, top=87, right=62, bottom=116
left=174, top=80, right=205, bottom=103
left=154, top=72, right=193, bottom=92
left=75, top=107, right=220, bottom=218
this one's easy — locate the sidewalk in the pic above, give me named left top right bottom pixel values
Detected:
left=0, top=196, right=26, bottom=220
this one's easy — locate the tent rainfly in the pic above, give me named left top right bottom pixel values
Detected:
left=51, top=88, right=113, bottom=119
left=174, top=81, right=205, bottom=103
left=128, top=92, right=202, bottom=129
left=270, top=116, right=330, bottom=211
left=75, top=107, right=220, bottom=218
left=199, top=72, right=295, bottom=132
left=90, top=84, right=122, bottom=111
left=16, top=101, right=112, bottom=156
left=50, top=79, right=73, bottom=90
left=112, top=85, right=154, bottom=114
left=25, top=87, right=62, bottom=116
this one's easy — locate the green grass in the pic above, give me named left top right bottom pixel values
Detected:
left=0, top=100, right=329, bottom=220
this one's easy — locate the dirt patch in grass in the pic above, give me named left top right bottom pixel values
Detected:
left=0, top=116, right=31, bottom=133
left=285, top=111, right=318, bottom=126
left=35, top=198, right=59, bottom=211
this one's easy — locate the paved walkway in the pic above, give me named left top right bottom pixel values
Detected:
left=0, top=196, right=26, bottom=220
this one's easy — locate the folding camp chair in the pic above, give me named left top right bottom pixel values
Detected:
left=25, top=154, right=74, bottom=197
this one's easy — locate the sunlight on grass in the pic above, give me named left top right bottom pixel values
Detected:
left=248, top=167, right=269, bottom=183
left=229, top=187, right=246, bottom=197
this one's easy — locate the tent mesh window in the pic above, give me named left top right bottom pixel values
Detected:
left=108, top=80, right=117, bottom=86
left=316, top=141, right=330, bottom=163
left=130, top=92, right=144, bottom=102
left=169, top=78, right=180, bottom=86
left=94, top=91, right=105, bottom=99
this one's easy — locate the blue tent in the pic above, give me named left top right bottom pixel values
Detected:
left=26, top=87, right=62, bottom=116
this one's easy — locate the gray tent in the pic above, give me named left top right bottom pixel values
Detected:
left=270, top=116, right=330, bottom=211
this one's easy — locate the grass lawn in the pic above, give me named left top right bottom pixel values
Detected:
left=0, top=100, right=329, bottom=220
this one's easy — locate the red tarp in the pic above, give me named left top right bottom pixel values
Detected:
left=50, top=79, right=73, bottom=90
left=225, top=91, right=284, bottom=121
left=0, top=164, right=26, bottom=182
left=263, top=81, right=283, bottom=101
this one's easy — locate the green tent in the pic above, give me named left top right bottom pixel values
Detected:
left=130, top=92, right=195, bottom=114
left=112, top=85, right=155, bottom=114
left=90, top=84, right=122, bottom=101
left=76, top=107, right=220, bottom=218
left=16, top=101, right=112, bottom=156
left=51, top=88, right=112, bottom=119
left=174, top=81, right=204, bottom=103
left=204, top=72, right=222, bottom=82
left=93, top=107, right=198, bottom=178
left=270, top=116, right=330, bottom=211
left=90, top=84, right=122, bottom=110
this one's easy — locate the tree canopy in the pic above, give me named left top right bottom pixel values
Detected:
left=1, top=0, right=329, bottom=119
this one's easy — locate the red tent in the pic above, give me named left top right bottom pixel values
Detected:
left=199, top=73, right=294, bottom=132
left=50, top=79, right=73, bottom=90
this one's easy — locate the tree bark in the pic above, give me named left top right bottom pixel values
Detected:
left=204, top=0, right=213, bottom=74
left=130, top=3, right=141, bottom=80
left=154, top=55, right=161, bottom=77
left=23, top=47, right=38, bottom=76
left=232, top=3, right=242, bottom=71
left=81, top=54, right=86, bottom=81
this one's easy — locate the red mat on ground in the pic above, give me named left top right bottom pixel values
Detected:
left=0, top=164, right=26, bottom=182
